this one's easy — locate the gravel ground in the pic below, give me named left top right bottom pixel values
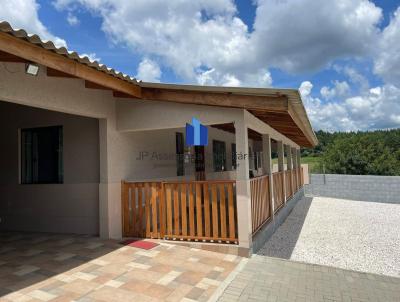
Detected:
left=258, top=196, right=400, bottom=277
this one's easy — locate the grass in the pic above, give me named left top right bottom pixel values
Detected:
left=272, top=155, right=323, bottom=173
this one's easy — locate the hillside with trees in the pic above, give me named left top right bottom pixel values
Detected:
left=301, top=129, right=400, bottom=176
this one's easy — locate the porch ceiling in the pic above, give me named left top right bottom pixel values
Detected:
left=0, top=20, right=317, bottom=148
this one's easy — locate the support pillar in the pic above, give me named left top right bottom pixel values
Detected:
left=99, top=118, right=123, bottom=240
left=277, top=141, right=286, bottom=204
left=262, top=134, right=274, bottom=216
left=286, top=145, right=293, bottom=170
left=235, top=113, right=252, bottom=252
left=291, top=147, right=298, bottom=169
left=277, top=141, right=284, bottom=172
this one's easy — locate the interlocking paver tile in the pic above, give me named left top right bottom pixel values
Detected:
left=217, top=255, right=400, bottom=302
left=0, top=232, right=242, bottom=301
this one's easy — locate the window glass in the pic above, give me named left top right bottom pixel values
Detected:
left=21, top=126, right=63, bottom=184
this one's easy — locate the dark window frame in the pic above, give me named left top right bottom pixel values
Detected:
left=213, top=140, right=226, bottom=172
left=231, top=143, right=237, bottom=170
left=21, top=125, right=63, bottom=184
left=175, top=132, right=185, bottom=176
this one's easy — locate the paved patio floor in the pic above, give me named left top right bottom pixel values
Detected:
left=217, top=255, right=400, bottom=302
left=0, top=232, right=241, bottom=302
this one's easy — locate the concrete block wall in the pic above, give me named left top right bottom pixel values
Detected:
left=306, top=174, right=400, bottom=203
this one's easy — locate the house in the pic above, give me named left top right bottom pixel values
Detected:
left=0, top=21, right=317, bottom=256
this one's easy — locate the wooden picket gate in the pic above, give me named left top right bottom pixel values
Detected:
left=121, top=180, right=238, bottom=244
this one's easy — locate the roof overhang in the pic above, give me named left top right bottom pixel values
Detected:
left=139, top=83, right=318, bottom=148
left=0, top=20, right=318, bottom=148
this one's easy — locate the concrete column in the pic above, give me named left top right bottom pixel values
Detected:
left=99, top=118, right=122, bottom=239
left=286, top=145, right=292, bottom=170
left=262, top=134, right=274, bottom=216
left=291, top=147, right=298, bottom=169
left=235, top=114, right=252, bottom=252
left=277, top=141, right=285, bottom=172
left=297, top=149, right=301, bottom=167
left=262, top=134, right=272, bottom=175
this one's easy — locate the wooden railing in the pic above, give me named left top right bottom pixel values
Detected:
left=284, top=170, right=293, bottom=199
left=272, top=172, right=285, bottom=212
left=250, top=175, right=271, bottom=234
left=121, top=180, right=238, bottom=244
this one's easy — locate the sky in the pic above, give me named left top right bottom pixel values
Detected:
left=1, top=0, right=400, bottom=132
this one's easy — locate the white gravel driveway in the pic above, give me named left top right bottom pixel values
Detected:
left=258, top=196, right=400, bottom=277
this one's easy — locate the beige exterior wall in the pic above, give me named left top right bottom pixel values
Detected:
left=0, top=101, right=100, bottom=234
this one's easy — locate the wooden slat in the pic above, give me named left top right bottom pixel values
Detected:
left=137, top=184, right=143, bottom=236
left=173, top=184, right=180, bottom=235
left=211, top=184, right=219, bottom=239
left=219, top=184, right=227, bottom=239
left=203, top=183, right=211, bottom=238
left=189, top=184, right=195, bottom=237
left=227, top=183, right=236, bottom=241
left=131, top=185, right=142, bottom=237
left=145, top=183, right=151, bottom=237
left=151, top=184, right=158, bottom=237
left=166, top=184, right=173, bottom=235
left=121, top=181, right=129, bottom=236
left=180, top=183, right=188, bottom=237
left=159, top=183, right=165, bottom=238
left=195, top=183, right=203, bottom=237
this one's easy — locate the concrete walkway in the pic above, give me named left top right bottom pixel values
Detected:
left=217, top=255, right=400, bottom=302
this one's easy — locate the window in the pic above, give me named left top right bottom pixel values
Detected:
left=175, top=132, right=184, bottom=176
left=213, top=140, right=226, bottom=172
left=231, top=143, right=237, bottom=170
left=21, top=126, right=63, bottom=184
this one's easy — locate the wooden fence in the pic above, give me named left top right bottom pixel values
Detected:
left=250, top=175, right=271, bottom=234
left=121, top=180, right=238, bottom=244
left=285, top=170, right=294, bottom=199
left=272, top=171, right=285, bottom=212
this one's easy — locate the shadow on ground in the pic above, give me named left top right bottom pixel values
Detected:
left=256, top=197, right=313, bottom=259
left=0, top=231, right=120, bottom=297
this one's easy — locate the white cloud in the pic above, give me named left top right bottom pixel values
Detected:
left=374, top=7, right=400, bottom=87
left=301, top=81, right=400, bottom=131
left=67, top=13, right=80, bottom=26
left=136, top=58, right=161, bottom=82
left=252, top=0, right=382, bottom=73
left=320, top=81, right=350, bottom=100
left=81, top=52, right=100, bottom=62
left=0, top=0, right=66, bottom=47
left=196, top=68, right=272, bottom=87
left=52, top=0, right=384, bottom=88
left=53, top=0, right=254, bottom=86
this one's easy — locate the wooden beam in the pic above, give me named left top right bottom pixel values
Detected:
left=141, top=88, right=288, bottom=112
left=85, top=80, right=112, bottom=90
left=47, top=67, right=77, bottom=78
left=0, top=32, right=141, bottom=98
left=113, top=91, right=135, bottom=98
left=0, top=50, right=27, bottom=62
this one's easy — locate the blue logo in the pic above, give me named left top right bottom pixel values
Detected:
left=186, top=117, right=208, bottom=146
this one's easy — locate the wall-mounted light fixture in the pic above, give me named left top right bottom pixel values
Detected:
left=25, top=63, right=39, bottom=76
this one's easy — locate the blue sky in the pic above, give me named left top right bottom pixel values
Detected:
left=1, top=0, right=400, bottom=131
